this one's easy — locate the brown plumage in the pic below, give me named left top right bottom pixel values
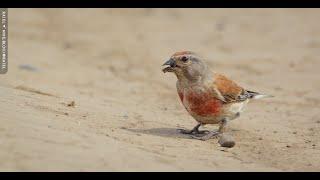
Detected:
left=162, top=51, right=272, bottom=140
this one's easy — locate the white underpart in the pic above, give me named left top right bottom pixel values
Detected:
left=228, top=99, right=249, bottom=115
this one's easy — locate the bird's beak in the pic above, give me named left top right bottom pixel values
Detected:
left=162, top=59, right=175, bottom=67
left=162, top=59, right=176, bottom=73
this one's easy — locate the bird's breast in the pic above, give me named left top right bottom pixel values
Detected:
left=178, top=89, right=223, bottom=116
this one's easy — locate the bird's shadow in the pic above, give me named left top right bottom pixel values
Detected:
left=124, top=127, right=241, bottom=139
left=124, top=127, right=194, bottom=139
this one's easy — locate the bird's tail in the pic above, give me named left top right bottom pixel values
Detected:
left=246, top=90, right=274, bottom=100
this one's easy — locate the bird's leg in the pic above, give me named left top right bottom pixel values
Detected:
left=177, top=123, right=209, bottom=135
left=218, top=118, right=228, bottom=133
left=177, top=123, right=201, bottom=134
left=191, top=118, right=228, bottom=141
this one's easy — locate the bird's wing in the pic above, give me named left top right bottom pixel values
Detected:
left=211, top=73, right=247, bottom=103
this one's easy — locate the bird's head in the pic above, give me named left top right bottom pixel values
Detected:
left=162, top=51, right=209, bottom=82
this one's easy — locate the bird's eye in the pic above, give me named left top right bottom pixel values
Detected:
left=181, top=56, right=188, bottom=63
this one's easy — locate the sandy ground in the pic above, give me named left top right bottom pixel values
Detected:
left=0, top=8, right=320, bottom=171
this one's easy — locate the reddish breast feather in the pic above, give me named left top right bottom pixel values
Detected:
left=178, top=92, right=184, bottom=101
left=185, top=91, right=222, bottom=116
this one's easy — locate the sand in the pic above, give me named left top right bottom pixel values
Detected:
left=0, top=8, right=320, bottom=171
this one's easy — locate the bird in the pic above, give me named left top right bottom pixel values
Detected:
left=162, top=51, right=272, bottom=140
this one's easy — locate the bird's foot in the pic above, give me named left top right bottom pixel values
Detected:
left=190, top=130, right=221, bottom=141
left=177, top=128, right=193, bottom=134
left=177, top=129, right=210, bottom=135
left=197, top=130, right=210, bottom=134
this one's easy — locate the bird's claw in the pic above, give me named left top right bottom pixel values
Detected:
left=177, top=128, right=194, bottom=134
left=197, top=130, right=210, bottom=134
left=190, top=131, right=221, bottom=141
left=177, top=129, right=210, bottom=135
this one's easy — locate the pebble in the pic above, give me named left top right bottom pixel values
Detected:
left=218, top=134, right=236, bottom=148
left=63, top=42, right=72, bottom=49
left=67, top=101, right=75, bottom=107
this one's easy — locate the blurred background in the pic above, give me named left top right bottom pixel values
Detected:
left=0, top=8, right=319, bottom=171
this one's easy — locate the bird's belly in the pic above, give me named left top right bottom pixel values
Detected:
left=178, top=90, right=248, bottom=124
left=179, top=91, right=223, bottom=117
